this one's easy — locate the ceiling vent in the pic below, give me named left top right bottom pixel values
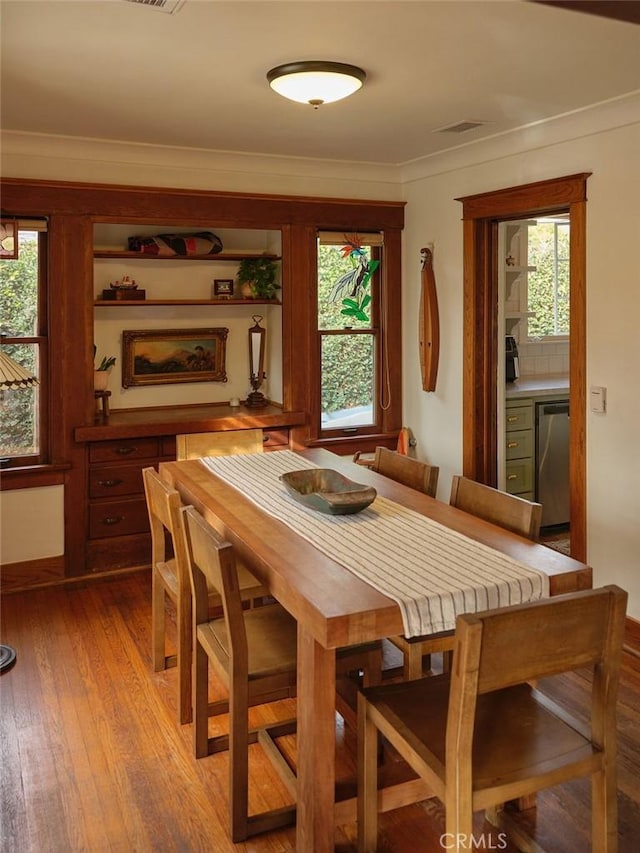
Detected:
left=123, top=0, right=185, bottom=13
left=433, top=120, right=487, bottom=134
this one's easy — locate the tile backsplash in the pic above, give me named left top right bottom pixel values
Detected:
left=516, top=338, right=569, bottom=376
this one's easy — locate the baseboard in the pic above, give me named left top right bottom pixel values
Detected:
left=1, top=557, right=149, bottom=594
left=1, top=555, right=65, bottom=593
left=624, top=616, right=640, bottom=659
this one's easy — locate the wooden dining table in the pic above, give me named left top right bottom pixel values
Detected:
left=160, top=448, right=592, bottom=853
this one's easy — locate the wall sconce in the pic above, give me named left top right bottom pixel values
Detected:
left=246, top=315, right=267, bottom=408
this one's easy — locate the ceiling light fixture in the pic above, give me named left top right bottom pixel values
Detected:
left=267, top=61, right=366, bottom=108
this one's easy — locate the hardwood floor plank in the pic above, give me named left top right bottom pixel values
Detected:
left=2, top=571, right=639, bottom=852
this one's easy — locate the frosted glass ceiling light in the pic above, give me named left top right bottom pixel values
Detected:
left=267, top=61, right=366, bottom=108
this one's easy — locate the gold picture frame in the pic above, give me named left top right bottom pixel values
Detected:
left=122, top=328, right=228, bottom=388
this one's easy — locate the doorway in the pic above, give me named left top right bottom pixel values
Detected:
left=457, top=173, right=589, bottom=561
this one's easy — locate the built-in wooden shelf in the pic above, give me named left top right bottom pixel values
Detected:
left=94, top=298, right=281, bottom=306
left=94, top=251, right=281, bottom=261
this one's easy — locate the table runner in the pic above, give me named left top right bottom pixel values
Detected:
left=201, top=451, right=549, bottom=638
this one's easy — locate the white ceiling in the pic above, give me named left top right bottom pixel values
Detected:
left=2, top=0, right=639, bottom=166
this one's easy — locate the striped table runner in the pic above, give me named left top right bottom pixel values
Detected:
left=201, top=451, right=549, bottom=638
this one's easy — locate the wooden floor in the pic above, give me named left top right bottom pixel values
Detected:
left=2, top=570, right=640, bottom=852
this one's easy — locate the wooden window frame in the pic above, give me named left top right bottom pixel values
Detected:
left=315, top=242, right=382, bottom=441
left=306, top=232, right=402, bottom=451
left=0, top=227, right=50, bottom=468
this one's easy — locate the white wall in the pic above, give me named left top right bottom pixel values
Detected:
left=0, top=485, right=64, bottom=564
left=2, top=106, right=640, bottom=623
left=401, top=99, right=640, bottom=618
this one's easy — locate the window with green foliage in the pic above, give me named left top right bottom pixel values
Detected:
left=527, top=219, right=570, bottom=338
left=317, top=235, right=381, bottom=433
left=0, top=224, right=48, bottom=465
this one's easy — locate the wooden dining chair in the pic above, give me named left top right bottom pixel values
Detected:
left=372, top=446, right=439, bottom=497
left=392, top=475, right=543, bottom=680
left=450, top=475, right=542, bottom=541
left=353, top=426, right=416, bottom=468
left=142, top=467, right=267, bottom=725
left=176, top=428, right=264, bottom=460
left=182, top=504, right=299, bottom=842
left=358, top=586, right=628, bottom=853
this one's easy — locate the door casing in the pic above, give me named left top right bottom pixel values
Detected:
left=457, top=173, right=590, bottom=561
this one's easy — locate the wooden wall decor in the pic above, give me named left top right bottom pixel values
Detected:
left=419, top=246, right=439, bottom=392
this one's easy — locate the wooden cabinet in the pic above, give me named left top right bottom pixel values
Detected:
left=81, top=412, right=300, bottom=574
left=86, top=436, right=172, bottom=572
left=505, top=398, right=534, bottom=501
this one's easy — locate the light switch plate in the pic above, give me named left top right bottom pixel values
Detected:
left=590, top=385, right=607, bottom=414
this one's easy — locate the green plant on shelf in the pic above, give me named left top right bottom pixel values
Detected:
left=236, top=256, right=280, bottom=299
left=96, top=355, right=116, bottom=371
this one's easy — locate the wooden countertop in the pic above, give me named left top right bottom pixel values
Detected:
left=74, top=403, right=306, bottom=442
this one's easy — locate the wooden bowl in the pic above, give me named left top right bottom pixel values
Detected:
left=279, top=468, right=376, bottom=515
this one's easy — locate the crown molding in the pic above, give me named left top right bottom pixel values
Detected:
left=400, top=90, right=640, bottom=184
left=0, top=130, right=402, bottom=200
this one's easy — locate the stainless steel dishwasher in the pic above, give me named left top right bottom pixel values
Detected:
left=536, top=399, right=570, bottom=528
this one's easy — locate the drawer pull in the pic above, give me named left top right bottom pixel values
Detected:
left=507, top=441, right=519, bottom=449
left=115, top=446, right=135, bottom=455
left=507, top=473, right=518, bottom=480
left=102, top=515, right=124, bottom=525
left=98, top=478, right=123, bottom=488
left=263, top=435, right=269, bottom=443
left=506, top=415, right=519, bottom=423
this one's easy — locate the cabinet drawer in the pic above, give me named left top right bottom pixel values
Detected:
left=263, top=428, right=290, bottom=449
left=89, top=438, right=159, bottom=463
left=505, top=429, right=533, bottom=461
left=505, top=460, right=533, bottom=495
left=89, top=464, right=148, bottom=498
left=505, top=406, right=533, bottom=431
left=89, top=497, right=150, bottom=539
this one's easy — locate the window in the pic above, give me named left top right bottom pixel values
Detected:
left=317, top=233, right=383, bottom=435
left=0, top=222, right=48, bottom=466
left=526, top=217, right=570, bottom=338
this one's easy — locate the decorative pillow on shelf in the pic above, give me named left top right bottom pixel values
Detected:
left=127, top=231, right=223, bottom=256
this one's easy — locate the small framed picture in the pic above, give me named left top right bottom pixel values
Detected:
left=213, top=278, right=234, bottom=299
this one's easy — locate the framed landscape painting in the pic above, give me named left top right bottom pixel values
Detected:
left=122, top=328, right=228, bottom=387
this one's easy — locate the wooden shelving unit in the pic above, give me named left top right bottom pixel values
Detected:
left=94, top=251, right=280, bottom=261
left=94, top=298, right=281, bottom=306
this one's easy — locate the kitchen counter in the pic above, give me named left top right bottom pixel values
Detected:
left=506, top=374, right=569, bottom=400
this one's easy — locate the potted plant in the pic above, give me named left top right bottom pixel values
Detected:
left=94, top=354, right=116, bottom=391
left=236, top=256, right=280, bottom=300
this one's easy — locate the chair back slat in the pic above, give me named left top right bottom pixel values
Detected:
left=143, top=466, right=189, bottom=580
left=176, top=429, right=264, bottom=460
left=454, top=586, right=627, bottom=695
left=373, top=446, right=439, bottom=497
left=450, top=475, right=542, bottom=540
